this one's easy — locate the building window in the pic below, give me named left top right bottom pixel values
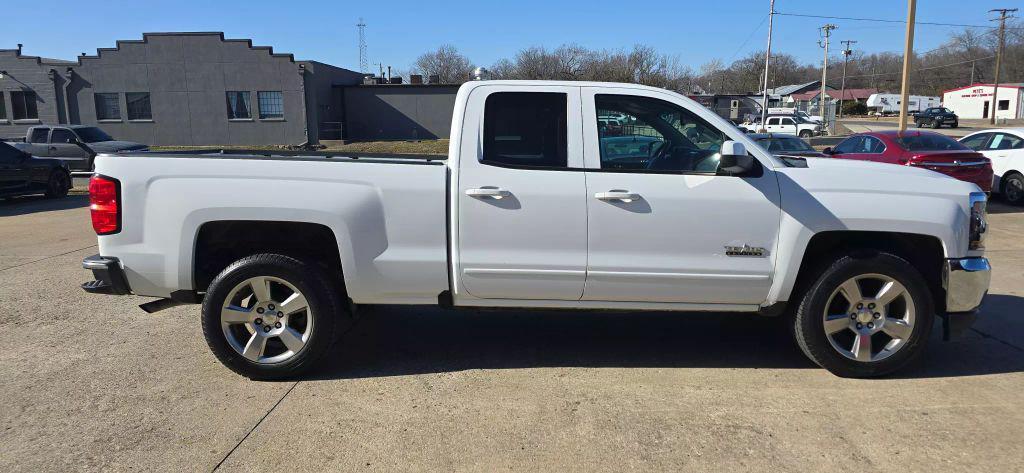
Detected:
left=0, top=93, right=6, bottom=120
left=95, top=93, right=121, bottom=120
left=126, top=92, right=152, bottom=120
left=11, top=91, right=39, bottom=120
left=226, top=91, right=251, bottom=119
left=257, top=91, right=284, bottom=119
left=998, top=100, right=1010, bottom=111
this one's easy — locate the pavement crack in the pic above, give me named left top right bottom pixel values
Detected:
left=970, top=327, right=1024, bottom=352
left=212, top=381, right=300, bottom=472
left=0, top=244, right=98, bottom=272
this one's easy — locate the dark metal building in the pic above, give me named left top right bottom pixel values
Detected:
left=338, top=84, right=460, bottom=141
left=0, top=33, right=363, bottom=146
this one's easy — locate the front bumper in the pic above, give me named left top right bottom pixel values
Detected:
left=940, top=257, right=990, bottom=340
left=943, top=257, right=991, bottom=313
left=81, top=254, right=131, bottom=295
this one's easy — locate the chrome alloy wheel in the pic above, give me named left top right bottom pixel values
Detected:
left=221, top=276, right=313, bottom=364
left=822, top=274, right=916, bottom=362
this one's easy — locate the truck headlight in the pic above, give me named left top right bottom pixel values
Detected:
left=969, top=192, right=987, bottom=250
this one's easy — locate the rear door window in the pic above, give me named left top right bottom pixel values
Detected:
left=29, top=128, right=49, bottom=144
left=482, top=92, right=568, bottom=169
left=988, top=133, right=1024, bottom=150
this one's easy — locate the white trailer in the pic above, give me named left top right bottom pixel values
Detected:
left=866, top=94, right=940, bottom=116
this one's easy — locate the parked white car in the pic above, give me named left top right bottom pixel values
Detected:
left=81, top=80, right=990, bottom=380
left=959, top=128, right=1024, bottom=205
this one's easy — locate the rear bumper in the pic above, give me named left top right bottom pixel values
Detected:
left=81, top=254, right=131, bottom=295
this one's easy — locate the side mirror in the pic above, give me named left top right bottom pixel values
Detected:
left=822, top=147, right=833, bottom=155
left=718, top=141, right=757, bottom=176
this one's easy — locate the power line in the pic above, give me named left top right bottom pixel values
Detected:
left=728, top=14, right=770, bottom=62
left=775, top=12, right=1021, bottom=30
left=841, top=55, right=995, bottom=79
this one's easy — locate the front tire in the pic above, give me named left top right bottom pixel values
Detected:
left=932, top=120, right=941, bottom=129
left=44, top=170, right=71, bottom=198
left=799, top=130, right=813, bottom=138
left=792, top=252, right=934, bottom=378
left=201, top=254, right=349, bottom=380
left=1002, top=172, right=1024, bottom=205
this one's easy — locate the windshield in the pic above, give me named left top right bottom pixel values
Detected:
left=75, top=127, right=113, bottom=143
left=896, top=133, right=968, bottom=151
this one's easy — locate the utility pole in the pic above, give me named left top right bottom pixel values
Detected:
left=818, top=24, right=837, bottom=133
left=839, top=40, right=857, bottom=119
left=970, top=60, right=976, bottom=86
left=897, top=0, right=916, bottom=132
left=989, top=8, right=1017, bottom=124
left=759, top=0, right=776, bottom=131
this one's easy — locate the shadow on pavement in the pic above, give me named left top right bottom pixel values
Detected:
left=987, top=200, right=1024, bottom=215
left=308, top=295, right=1024, bottom=381
left=0, top=194, right=89, bottom=217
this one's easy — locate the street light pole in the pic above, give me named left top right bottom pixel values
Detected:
left=897, top=0, right=917, bottom=132
left=759, top=0, right=776, bottom=131
left=839, top=40, right=857, bottom=119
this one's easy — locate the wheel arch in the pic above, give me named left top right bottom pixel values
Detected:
left=192, top=220, right=347, bottom=295
left=783, top=230, right=947, bottom=313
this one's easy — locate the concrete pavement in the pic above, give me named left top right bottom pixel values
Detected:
left=1, top=194, right=1022, bottom=472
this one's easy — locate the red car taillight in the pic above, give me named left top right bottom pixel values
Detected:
left=89, top=175, right=120, bottom=235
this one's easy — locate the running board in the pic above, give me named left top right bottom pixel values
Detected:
left=139, top=298, right=188, bottom=313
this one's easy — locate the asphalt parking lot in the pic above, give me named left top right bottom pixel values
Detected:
left=1, top=193, right=1023, bottom=472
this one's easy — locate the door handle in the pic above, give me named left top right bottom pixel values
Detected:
left=465, top=187, right=511, bottom=198
left=595, top=190, right=640, bottom=202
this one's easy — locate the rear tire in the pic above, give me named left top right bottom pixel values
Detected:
left=792, top=252, right=934, bottom=378
left=915, top=120, right=923, bottom=128
left=201, top=253, right=350, bottom=380
left=932, top=120, right=941, bottom=129
left=44, top=170, right=70, bottom=198
left=1002, top=172, right=1024, bottom=206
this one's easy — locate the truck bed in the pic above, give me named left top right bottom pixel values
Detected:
left=93, top=151, right=451, bottom=304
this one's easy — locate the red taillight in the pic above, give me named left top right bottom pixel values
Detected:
left=89, top=175, right=120, bottom=235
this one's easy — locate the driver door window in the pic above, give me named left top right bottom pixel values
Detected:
left=595, top=94, right=725, bottom=173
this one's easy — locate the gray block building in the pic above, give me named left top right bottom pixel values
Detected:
left=0, top=33, right=364, bottom=146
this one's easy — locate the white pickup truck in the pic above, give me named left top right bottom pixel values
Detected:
left=81, top=80, right=991, bottom=379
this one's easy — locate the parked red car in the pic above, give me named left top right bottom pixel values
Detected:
left=823, top=130, right=992, bottom=192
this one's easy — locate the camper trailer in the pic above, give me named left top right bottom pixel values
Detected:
left=866, top=94, right=940, bottom=116
left=687, top=95, right=762, bottom=124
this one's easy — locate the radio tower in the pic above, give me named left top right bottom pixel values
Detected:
left=357, top=18, right=368, bottom=74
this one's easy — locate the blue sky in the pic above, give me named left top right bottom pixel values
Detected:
left=4, top=0, right=1019, bottom=74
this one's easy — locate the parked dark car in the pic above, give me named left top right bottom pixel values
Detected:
left=11, top=125, right=148, bottom=172
left=0, top=142, right=72, bottom=199
left=748, top=133, right=826, bottom=158
left=823, top=130, right=991, bottom=192
left=914, top=107, right=959, bottom=129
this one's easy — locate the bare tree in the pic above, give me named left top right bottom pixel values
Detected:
left=413, top=45, right=475, bottom=84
